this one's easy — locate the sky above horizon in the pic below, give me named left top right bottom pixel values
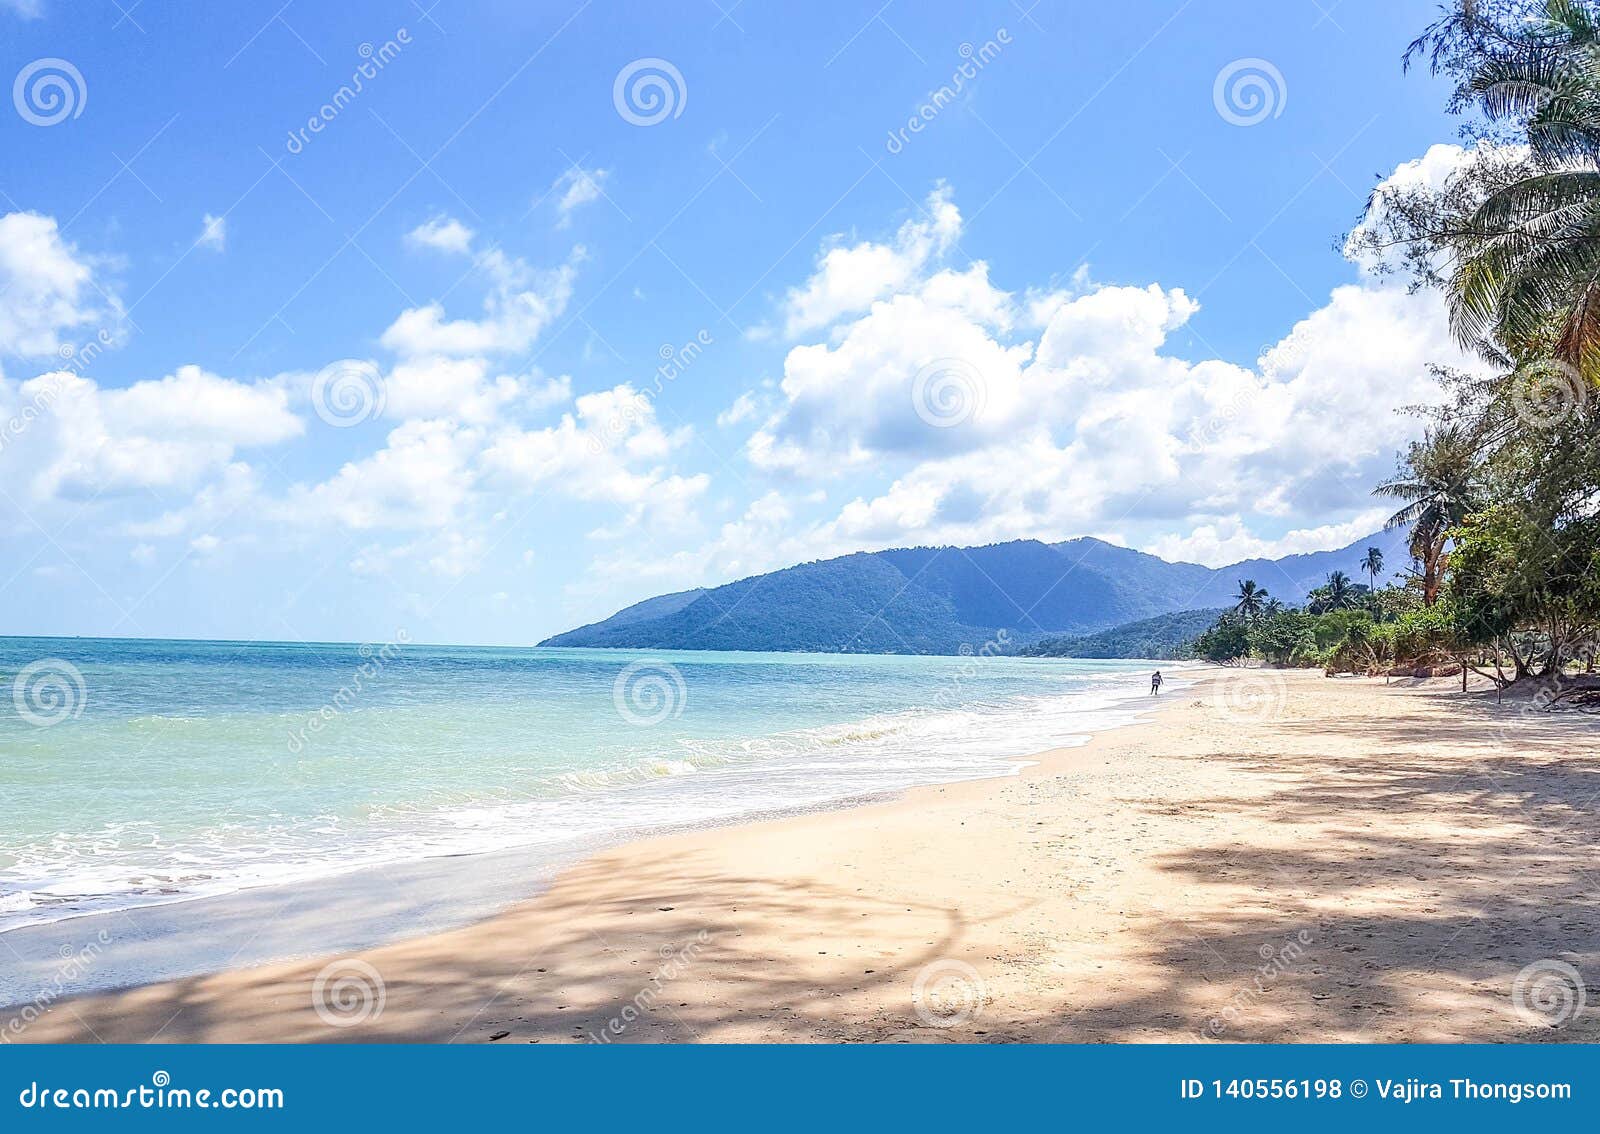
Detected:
left=0, top=0, right=1473, bottom=645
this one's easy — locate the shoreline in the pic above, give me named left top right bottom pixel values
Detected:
left=0, top=668, right=1183, bottom=1010
left=13, top=668, right=1600, bottom=1043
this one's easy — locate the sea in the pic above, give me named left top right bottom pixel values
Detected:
left=0, top=637, right=1181, bottom=998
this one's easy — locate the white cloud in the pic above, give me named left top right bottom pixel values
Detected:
left=716, top=391, right=757, bottom=428
left=380, top=247, right=576, bottom=357
left=484, top=383, right=707, bottom=527
left=1146, top=510, right=1393, bottom=568
left=782, top=184, right=961, bottom=337
left=405, top=215, right=476, bottom=255
left=1343, top=142, right=1474, bottom=272
left=380, top=356, right=535, bottom=424
left=197, top=213, right=227, bottom=252
left=710, top=176, right=1484, bottom=584
left=0, top=212, right=117, bottom=363
left=12, top=366, right=301, bottom=500
left=525, top=373, right=572, bottom=411
left=288, top=418, right=481, bottom=531
left=550, top=166, right=611, bottom=227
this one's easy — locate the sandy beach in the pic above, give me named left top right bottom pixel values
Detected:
left=13, top=668, right=1600, bottom=1044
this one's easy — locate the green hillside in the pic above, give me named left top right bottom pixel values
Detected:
left=1018, top=608, right=1224, bottom=660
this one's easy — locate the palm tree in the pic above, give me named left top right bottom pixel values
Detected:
left=1376, top=426, right=1480, bottom=605
left=1415, top=1, right=1600, bottom=370
left=1263, top=598, right=1285, bottom=617
left=1359, top=546, right=1385, bottom=592
left=1233, top=579, right=1269, bottom=621
left=1324, top=570, right=1357, bottom=611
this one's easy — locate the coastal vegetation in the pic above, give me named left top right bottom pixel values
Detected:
left=1193, top=0, right=1600, bottom=692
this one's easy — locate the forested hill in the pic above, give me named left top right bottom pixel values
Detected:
left=540, top=529, right=1409, bottom=655
left=1017, top=608, right=1225, bottom=660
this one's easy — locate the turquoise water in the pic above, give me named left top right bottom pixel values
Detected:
left=0, top=637, right=1173, bottom=935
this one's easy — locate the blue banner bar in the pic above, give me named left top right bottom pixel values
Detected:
left=2, top=1045, right=1593, bottom=1128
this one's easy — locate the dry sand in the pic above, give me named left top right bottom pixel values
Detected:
left=14, top=668, right=1600, bottom=1043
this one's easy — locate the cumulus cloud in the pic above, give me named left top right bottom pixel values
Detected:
left=718, top=174, right=1483, bottom=578
left=380, top=246, right=576, bottom=357
left=288, top=418, right=482, bottom=531
left=377, top=356, right=527, bottom=424
left=483, top=383, right=707, bottom=524
left=11, top=366, right=301, bottom=500
left=0, top=211, right=118, bottom=363
left=781, top=184, right=961, bottom=337
left=405, top=215, right=476, bottom=255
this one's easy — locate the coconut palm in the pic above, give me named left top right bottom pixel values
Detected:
left=1377, top=426, right=1481, bottom=605
left=1360, top=546, right=1386, bottom=592
left=1396, top=1, right=1600, bottom=369
left=1233, top=579, right=1269, bottom=621
left=1325, top=570, right=1358, bottom=611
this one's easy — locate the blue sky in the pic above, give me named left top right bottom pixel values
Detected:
left=0, top=0, right=1468, bottom=645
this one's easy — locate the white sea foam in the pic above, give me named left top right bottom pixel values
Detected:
left=0, top=651, right=1186, bottom=936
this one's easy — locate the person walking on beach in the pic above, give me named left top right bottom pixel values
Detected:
left=1150, top=670, right=1163, bottom=696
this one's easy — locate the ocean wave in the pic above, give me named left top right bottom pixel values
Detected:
left=1, top=665, right=1186, bottom=936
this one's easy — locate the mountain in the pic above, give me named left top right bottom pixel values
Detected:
left=539, top=528, right=1412, bottom=655
left=1018, top=608, right=1225, bottom=660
